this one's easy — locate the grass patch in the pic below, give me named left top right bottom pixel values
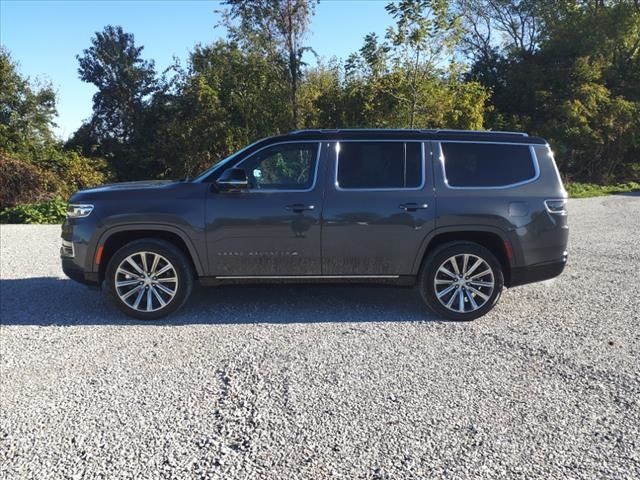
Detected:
left=566, top=182, right=640, bottom=198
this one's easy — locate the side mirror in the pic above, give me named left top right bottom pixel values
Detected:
left=216, top=168, right=249, bottom=191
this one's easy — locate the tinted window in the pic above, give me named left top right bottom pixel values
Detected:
left=238, top=142, right=318, bottom=190
left=441, top=142, right=536, bottom=187
left=337, top=142, right=423, bottom=189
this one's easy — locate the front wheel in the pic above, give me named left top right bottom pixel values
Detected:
left=419, top=242, right=504, bottom=321
left=105, top=239, right=193, bottom=320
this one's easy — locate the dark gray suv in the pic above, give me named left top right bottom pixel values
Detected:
left=61, top=129, right=568, bottom=321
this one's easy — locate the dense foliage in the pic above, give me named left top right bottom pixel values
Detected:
left=1, top=0, right=638, bottom=223
left=0, top=197, right=67, bottom=224
left=0, top=48, right=110, bottom=217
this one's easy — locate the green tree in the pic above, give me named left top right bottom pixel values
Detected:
left=220, top=0, right=319, bottom=128
left=461, top=0, right=640, bottom=182
left=0, top=48, right=57, bottom=156
left=75, top=25, right=158, bottom=179
left=385, top=0, right=463, bottom=127
left=145, top=41, right=293, bottom=178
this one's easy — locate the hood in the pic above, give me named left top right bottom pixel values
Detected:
left=68, top=179, right=190, bottom=204
left=78, top=180, right=177, bottom=194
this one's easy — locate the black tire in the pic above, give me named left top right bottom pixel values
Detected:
left=105, top=239, right=194, bottom=320
left=419, top=241, right=504, bottom=321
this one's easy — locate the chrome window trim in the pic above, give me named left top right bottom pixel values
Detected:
left=333, top=140, right=426, bottom=192
left=438, top=140, right=541, bottom=190
left=231, top=140, right=322, bottom=193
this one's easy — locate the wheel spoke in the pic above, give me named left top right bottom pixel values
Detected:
left=155, top=264, right=173, bottom=276
left=140, top=253, right=149, bottom=274
left=438, top=266, right=457, bottom=279
left=466, top=289, right=478, bottom=309
left=157, top=277, right=177, bottom=283
left=146, top=288, right=153, bottom=311
left=132, top=288, right=145, bottom=309
left=449, top=257, right=460, bottom=275
left=116, top=279, right=141, bottom=288
left=151, top=287, right=166, bottom=307
left=445, top=288, right=459, bottom=308
left=467, top=285, right=489, bottom=301
left=150, top=254, right=160, bottom=275
left=457, top=289, right=465, bottom=312
left=461, top=254, right=469, bottom=275
left=155, top=282, right=176, bottom=297
left=121, top=285, right=142, bottom=301
left=435, top=278, right=453, bottom=285
left=126, top=257, right=144, bottom=275
left=465, top=258, right=483, bottom=278
left=469, top=280, right=493, bottom=288
left=437, top=284, right=457, bottom=299
left=117, top=267, right=138, bottom=278
left=469, top=269, right=492, bottom=280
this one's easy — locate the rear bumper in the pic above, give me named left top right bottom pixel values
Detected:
left=61, top=258, right=100, bottom=288
left=508, top=253, right=567, bottom=288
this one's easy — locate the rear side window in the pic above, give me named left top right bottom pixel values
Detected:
left=441, top=142, right=536, bottom=187
left=337, top=142, right=423, bottom=189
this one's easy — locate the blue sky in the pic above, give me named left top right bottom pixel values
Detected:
left=1, top=0, right=393, bottom=138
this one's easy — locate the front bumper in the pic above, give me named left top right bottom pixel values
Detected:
left=61, top=257, right=100, bottom=287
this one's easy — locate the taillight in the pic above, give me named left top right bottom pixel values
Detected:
left=544, top=199, right=567, bottom=215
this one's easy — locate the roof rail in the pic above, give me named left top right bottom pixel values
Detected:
left=420, top=129, right=528, bottom=137
left=289, top=128, right=425, bottom=134
left=289, top=128, right=528, bottom=137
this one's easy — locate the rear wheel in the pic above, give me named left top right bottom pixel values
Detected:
left=106, top=239, right=193, bottom=320
left=419, top=242, right=504, bottom=321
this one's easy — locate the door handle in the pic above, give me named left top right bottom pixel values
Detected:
left=399, top=202, right=429, bottom=212
left=286, top=204, right=315, bottom=213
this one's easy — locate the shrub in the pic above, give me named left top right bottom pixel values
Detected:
left=33, top=147, right=111, bottom=200
left=0, top=152, right=50, bottom=209
left=0, top=197, right=67, bottom=224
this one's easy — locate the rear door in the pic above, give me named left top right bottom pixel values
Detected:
left=321, top=140, right=435, bottom=276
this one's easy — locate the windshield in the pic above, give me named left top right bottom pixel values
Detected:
left=193, top=139, right=264, bottom=182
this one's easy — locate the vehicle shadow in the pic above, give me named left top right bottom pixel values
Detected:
left=0, top=277, right=439, bottom=326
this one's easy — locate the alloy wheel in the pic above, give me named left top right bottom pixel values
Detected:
left=114, top=251, right=179, bottom=312
left=433, top=254, right=495, bottom=314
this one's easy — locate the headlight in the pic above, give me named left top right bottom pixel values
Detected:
left=67, top=204, right=94, bottom=218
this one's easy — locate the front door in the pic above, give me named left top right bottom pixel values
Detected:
left=205, top=141, right=324, bottom=276
left=322, top=140, right=435, bottom=275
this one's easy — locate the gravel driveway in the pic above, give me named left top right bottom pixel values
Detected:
left=1, top=194, right=639, bottom=479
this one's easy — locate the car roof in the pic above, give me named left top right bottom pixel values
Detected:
left=266, top=128, right=547, bottom=145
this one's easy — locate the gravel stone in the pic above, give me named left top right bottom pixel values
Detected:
left=1, top=194, right=639, bottom=479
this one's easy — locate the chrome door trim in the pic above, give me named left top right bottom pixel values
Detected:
left=214, top=274, right=400, bottom=280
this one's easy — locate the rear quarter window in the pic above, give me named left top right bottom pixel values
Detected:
left=441, top=142, right=536, bottom=187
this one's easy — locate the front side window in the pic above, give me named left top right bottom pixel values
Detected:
left=441, top=142, right=536, bottom=187
left=237, top=142, right=319, bottom=191
left=337, top=141, right=423, bottom=190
